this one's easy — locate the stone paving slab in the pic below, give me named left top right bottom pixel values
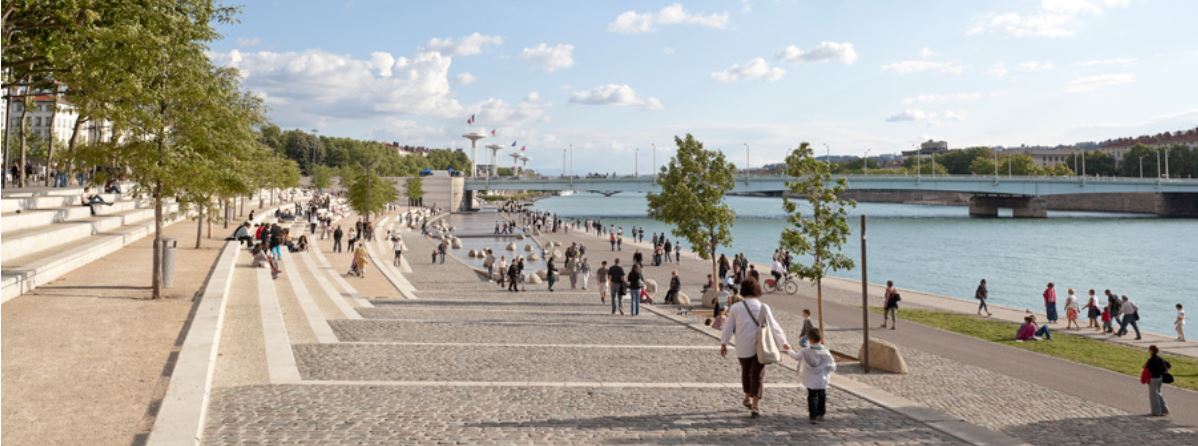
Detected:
left=203, top=384, right=964, bottom=445
left=355, top=307, right=677, bottom=325
left=328, top=320, right=713, bottom=346
left=369, top=298, right=610, bottom=312
left=294, top=344, right=785, bottom=383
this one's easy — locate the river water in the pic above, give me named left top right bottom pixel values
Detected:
left=530, top=193, right=1197, bottom=335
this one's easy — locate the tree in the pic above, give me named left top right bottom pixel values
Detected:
left=646, top=134, right=736, bottom=290
left=901, top=157, right=948, bottom=175
left=1043, top=163, right=1073, bottom=176
left=404, top=176, right=424, bottom=207
left=1064, top=151, right=1116, bottom=177
left=779, top=143, right=856, bottom=334
left=969, top=157, right=997, bottom=175
left=348, top=169, right=397, bottom=219
left=337, top=164, right=359, bottom=189
left=999, top=153, right=1041, bottom=176
left=938, top=147, right=992, bottom=174
left=310, top=164, right=333, bottom=191
left=1116, top=144, right=1160, bottom=178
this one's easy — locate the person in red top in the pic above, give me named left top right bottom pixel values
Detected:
left=1043, top=282, right=1058, bottom=324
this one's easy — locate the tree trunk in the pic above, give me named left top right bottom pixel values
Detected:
left=152, top=127, right=165, bottom=299
left=17, top=84, right=31, bottom=187
left=44, top=92, right=59, bottom=187
left=195, top=203, right=204, bottom=249
left=65, top=115, right=85, bottom=186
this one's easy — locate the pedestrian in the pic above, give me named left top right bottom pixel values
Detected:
left=596, top=261, right=609, bottom=303
left=665, top=270, right=681, bottom=304
left=1143, top=345, right=1172, bottom=416
left=392, top=235, right=405, bottom=267
left=617, top=234, right=622, bottom=251
left=507, top=259, right=521, bottom=292
left=546, top=258, right=558, bottom=292
left=798, top=309, right=815, bottom=347
left=566, top=256, right=578, bottom=289
left=1176, top=304, right=1186, bottom=342
left=496, top=256, right=508, bottom=287
left=1043, top=282, right=1058, bottom=324
left=632, top=250, right=643, bottom=269
left=627, top=264, right=644, bottom=316
left=346, top=228, right=358, bottom=252
left=437, top=239, right=448, bottom=264
left=1085, top=289, right=1101, bottom=330
left=608, top=258, right=626, bottom=315
left=1064, top=288, right=1081, bottom=330
left=1101, top=305, right=1113, bottom=333
left=720, top=279, right=790, bottom=418
left=1116, top=295, right=1142, bottom=340
left=975, top=279, right=992, bottom=316
left=674, top=243, right=680, bottom=262
left=792, top=328, right=836, bottom=424
left=350, top=245, right=368, bottom=278
left=609, top=232, right=616, bottom=251
left=882, top=281, right=900, bottom=330
left=483, top=249, right=495, bottom=277
left=1106, top=290, right=1122, bottom=334
left=1016, top=314, right=1052, bottom=341
left=579, top=258, right=591, bottom=290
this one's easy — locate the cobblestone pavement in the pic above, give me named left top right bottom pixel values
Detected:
left=330, top=319, right=710, bottom=345
left=205, top=385, right=962, bottom=445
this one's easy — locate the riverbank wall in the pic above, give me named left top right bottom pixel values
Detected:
left=806, top=190, right=1161, bottom=214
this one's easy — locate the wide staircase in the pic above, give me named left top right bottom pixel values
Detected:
left=1, top=185, right=179, bottom=302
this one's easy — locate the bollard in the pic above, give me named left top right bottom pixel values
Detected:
left=161, top=237, right=178, bottom=288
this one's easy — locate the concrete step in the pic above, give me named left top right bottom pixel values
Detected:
left=1, top=212, right=183, bottom=303
left=1, top=206, right=93, bottom=233
left=1, top=193, right=134, bottom=213
left=2, top=204, right=174, bottom=261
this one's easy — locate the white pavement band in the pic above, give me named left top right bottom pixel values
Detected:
left=281, top=249, right=338, bottom=343
left=310, top=239, right=373, bottom=308
left=257, top=267, right=301, bottom=384
left=297, top=245, right=360, bottom=320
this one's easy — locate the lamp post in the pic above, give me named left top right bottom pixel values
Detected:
left=634, top=147, right=639, bottom=177
left=569, top=143, right=574, bottom=188
left=1139, top=156, right=1144, bottom=179
left=822, top=143, right=831, bottom=171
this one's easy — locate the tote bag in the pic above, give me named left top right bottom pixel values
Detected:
left=743, top=301, right=782, bottom=364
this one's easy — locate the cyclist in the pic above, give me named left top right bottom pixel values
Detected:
left=771, top=258, right=786, bottom=285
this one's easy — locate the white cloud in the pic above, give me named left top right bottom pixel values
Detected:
left=471, top=95, right=549, bottom=127
left=663, top=47, right=676, bottom=55
left=236, top=37, right=260, bottom=47
left=425, top=32, right=503, bottom=56
left=209, top=49, right=461, bottom=124
left=1080, top=57, right=1137, bottom=66
left=968, top=0, right=1129, bottom=38
left=901, top=91, right=1006, bottom=105
left=1064, top=73, right=1135, bottom=93
left=988, top=62, right=1010, bottom=78
left=776, top=41, right=857, bottom=64
left=1018, top=61, right=1054, bottom=71
left=455, top=72, right=476, bottom=86
left=608, top=3, right=730, bottom=33
left=885, top=109, right=967, bottom=125
left=526, top=91, right=540, bottom=102
left=569, top=84, right=663, bottom=110
left=881, top=59, right=964, bottom=75
left=711, top=58, right=785, bottom=83
left=919, top=47, right=935, bottom=58
left=521, top=43, right=574, bottom=73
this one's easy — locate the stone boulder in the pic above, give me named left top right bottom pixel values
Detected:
left=552, top=249, right=563, bottom=259
left=676, top=291, right=691, bottom=306
left=535, top=270, right=547, bottom=280
left=527, top=274, right=542, bottom=284
left=701, top=288, right=719, bottom=308
left=859, top=339, right=909, bottom=374
left=645, top=279, right=658, bottom=293
left=516, top=234, right=525, bottom=240
left=505, top=242, right=517, bottom=251
left=528, top=254, right=541, bottom=261
left=524, top=244, right=534, bottom=252
left=467, top=249, right=477, bottom=258
left=451, top=238, right=462, bottom=249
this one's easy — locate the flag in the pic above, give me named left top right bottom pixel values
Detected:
left=511, top=140, right=517, bottom=147
left=520, top=145, right=526, bottom=152
left=466, top=114, right=475, bottom=125
left=490, top=129, right=496, bottom=136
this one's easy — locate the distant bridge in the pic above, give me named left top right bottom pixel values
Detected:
left=465, top=174, right=1198, bottom=217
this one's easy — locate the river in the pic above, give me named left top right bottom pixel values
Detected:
left=528, top=193, right=1196, bottom=335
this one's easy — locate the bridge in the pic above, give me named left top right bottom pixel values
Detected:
left=464, top=174, right=1198, bottom=217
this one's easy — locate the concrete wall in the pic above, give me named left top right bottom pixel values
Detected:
left=839, top=190, right=1163, bottom=214
left=391, top=175, right=463, bottom=211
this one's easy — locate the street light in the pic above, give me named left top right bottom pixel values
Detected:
left=634, top=147, right=639, bottom=177
left=1139, top=156, right=1145, bottom=179
left=822, top=143, right=831, bottom=171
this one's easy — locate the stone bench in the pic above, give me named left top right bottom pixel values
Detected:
left=2, top=204, right=172, bottom=260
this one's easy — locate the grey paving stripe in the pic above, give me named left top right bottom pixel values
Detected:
left=327, top=319, right=710, bottom=345
left=203, top=385, right=965, bottom=445
left=292, top=343, right=797, bottom=383
left=256, top=268, right=301, bottom=384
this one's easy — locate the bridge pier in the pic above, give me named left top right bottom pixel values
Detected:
left=969, top=195, right=1047, bottom=218
left=1157, top=193, right=1198, bottom=217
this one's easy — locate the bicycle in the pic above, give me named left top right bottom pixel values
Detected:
left=764, top=273, right=799, bottom=295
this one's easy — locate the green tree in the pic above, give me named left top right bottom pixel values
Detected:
left=337, top=164, right=359, bottom=189
left=1116, top=144, right=1160, bottom=178
left=901, top=157, right=949, bottom=175
left=348, top=169, right=398, bottom=220
left=404, top=177, right=424, bottom=207
left=938, top=147, right=992, bottom=174
left=1043, top=163, right=1073, bottom=176
left=999, top=153, right=1042, bottom=176
left=969, top=156, right=998, bottom=175
left=646, top=134, right=737, bottom=288
left=780, top=142, right=856, bottom=333
left=310, top=165, right=333, bottom=191
left=1064, top=151, right=1117, bottom=177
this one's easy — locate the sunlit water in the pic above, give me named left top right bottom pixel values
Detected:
left=522, top=193, right=1197, bottom=335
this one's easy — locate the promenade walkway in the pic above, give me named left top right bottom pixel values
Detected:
left=529, top=219, right=1198, bottom=444
left=192, top=211, right=975, bottom=445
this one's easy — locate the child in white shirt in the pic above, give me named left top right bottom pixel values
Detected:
left=789, top=328, right=836, bottom=423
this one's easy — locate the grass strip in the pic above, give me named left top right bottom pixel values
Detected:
left=880, top=307, right=1198, bottom=392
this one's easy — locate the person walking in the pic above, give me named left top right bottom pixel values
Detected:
left=674, top=243, right=680, bottom=263
left=546, top=258, right=558, bottom=292
left=792, top=328, right=836, bottom=424
left=579, top=258, right=591, bottom=290
left=609, top=232, right=616, bottom=251
left=975, top=279, right=992, bottom=316
left=1043, top=283, right=1059, bottom=324
left=1106, top=290, right=1122, bottom=334
left=1065, top=288, right=1081, bottom=330
left=346, top=228, right=358, bottom=252
left=596, top=261, right=609, bottom=304
left=496, top=256, right=508, bottom=287
left=608, top=259, right=626, bottom=315
left=882, top=281, right=900, bottom=330
left=720, top=279, right=790, bottom=418
left=798, top=309, right=815, bottom=347
left=1176, top=304, right=1186, bottom=342
left=1085, top=289, right=1101, bottom=330
left=392, top=235, right=406, bottom=267
left=437, top=239, right=448, bottom=264
left=483, top=249, right=495, bottom=277
left=1143, top=345, right=1172, bottom=416
left=627, top=264, right=644, bottom=316
left=566, top=256, right=578, bottom=290
left=1117, top=295, right=1142, bottom=340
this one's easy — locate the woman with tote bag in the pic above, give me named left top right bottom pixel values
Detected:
left=720, top=279, right=790, bottom=418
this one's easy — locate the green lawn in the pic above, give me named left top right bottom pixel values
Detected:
left=883, top=307, right=1198, bottom=392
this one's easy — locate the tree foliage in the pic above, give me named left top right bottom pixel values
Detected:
left=404, top=177, right=424, bottom=207
left=348, top=169, right=398, bottom=218
left=310, top=165, right=333, bottom=191
left=646, top=134, right=736, bottom=283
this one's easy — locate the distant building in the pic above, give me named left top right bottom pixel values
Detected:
left=1002, top=146, right=1079, bottom=168
left=3, top=95, right=112, bottom=146
left=902, top=139, right=949, bottom=157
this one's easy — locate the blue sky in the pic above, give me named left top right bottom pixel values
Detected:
left=210, top=0, right=1198, bottom=173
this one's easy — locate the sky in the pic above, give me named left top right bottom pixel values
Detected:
left=209, top=0, right=1198, bottom=174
